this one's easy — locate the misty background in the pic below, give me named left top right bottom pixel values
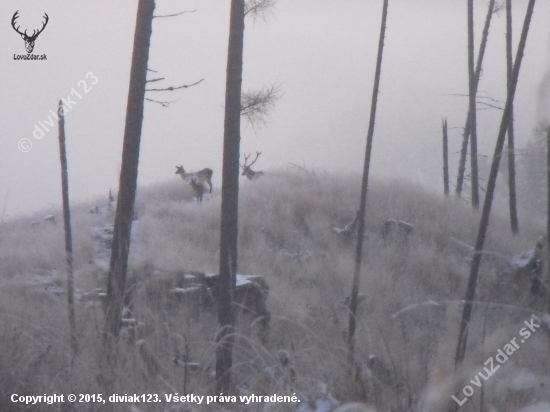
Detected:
left=1, top=0, right=550, bottom=219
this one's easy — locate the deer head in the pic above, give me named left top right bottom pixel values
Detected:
left=175, top=165, right=186, bottom=177
left=241, top=151, right=263, bottom=179
left=12, top=11, right=49, bottom=54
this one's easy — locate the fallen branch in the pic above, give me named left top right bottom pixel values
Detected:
left=286, top=162, right=315, bottom=174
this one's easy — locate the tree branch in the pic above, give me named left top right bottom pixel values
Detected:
left=478, top=101, right=504, bottom=111
left=154, top=9, right=197, bottom=18
left=146, top=78, right=204, bottom=92
left=145, top=97, right=179, bottom=108
left=146, top=77, right=165, bottom=83
left=478, top=94, right=504, bottom=105
left=240, top=83, right=281, bottom=128
left=245, top=0, right=276, bottom=19
left=493, top=1, right=505, bottom=14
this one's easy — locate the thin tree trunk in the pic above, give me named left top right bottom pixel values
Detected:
left=451, top=0, right=536, bottom=398
left=216, top=0, right=245, bottom=393
left=348, top=0, right=389, bottom=362
left=103, top=0, right=155, bottom=346
left=506, top=0, right=519, bottom=233
left=547, top=126, right=550, bottom=314
left=456, top=116, right=472, bottom=197
left=467, top=0, right=480, bottom=208
left=443, top=118, right=450, bottom=196
left=57, top=99, right=78, bottom=358
left=456, top=0, right=495, bottom=197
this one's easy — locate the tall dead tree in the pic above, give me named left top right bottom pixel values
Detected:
left=456, top=0, right=496, bottom=198
left=467, top=0, right=479, bottom=208
left=348, top=0, right=389, bottom=361
left=547, top=126, right=550, bottom=314
left=214, top=0, right=277, bottom=393
left=506, top=0, right=519, bottom=233
left=451, top=0, right=536, bottom=398
left=443, top=118, right=450, bottom=196
left=216, top=0, right=246, bottom=393
left=103, top=0, right=155, bottom=347
left=57, top=99, right=77, bottom=357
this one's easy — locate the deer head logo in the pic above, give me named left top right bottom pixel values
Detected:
left=11, top=11, right=49, bottom=54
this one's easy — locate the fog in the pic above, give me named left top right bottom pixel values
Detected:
left=1, top=0, right=549, bottom=218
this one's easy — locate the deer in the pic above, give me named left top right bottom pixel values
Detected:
left=175, top=166, right=213, bottom=193
left=189, top=178, right=204, bottom=203
left=107, top=189, right=115, bottom=213
left=11, top=11, right=49, bottom=54
left=241, top=151, right=265, bottom=180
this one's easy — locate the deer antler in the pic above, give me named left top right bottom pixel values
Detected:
left=31, top=13, right=49, bottom=39
left=242, top=151, right=262, bottom=169
left=11, top=11, right=49, bottom=39
left=249, top=151, right=262, bottom=167
left=240, top=153, right=250, bottom=168
left=11, top=11, right=25, bottom=36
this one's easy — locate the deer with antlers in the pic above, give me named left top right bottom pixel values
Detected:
left=241, top=151, right=265, bottom=180
left=11, top=11, right=49, bottom=54
left=175, top=166, right=213, bottom=193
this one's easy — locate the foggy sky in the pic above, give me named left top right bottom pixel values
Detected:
left=1, top=0, right=549, bottom=218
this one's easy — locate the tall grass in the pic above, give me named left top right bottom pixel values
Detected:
left=0, top=169, right=547, bottom=411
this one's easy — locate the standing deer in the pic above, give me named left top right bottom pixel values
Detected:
left=241, top=151, right=265, bottom=180
left=189, top=178, right=204, bottom=203
left=175, top=166, right=213, bottom=193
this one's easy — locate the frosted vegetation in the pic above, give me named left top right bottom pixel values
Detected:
left=0, top=168, right=548, bottom=411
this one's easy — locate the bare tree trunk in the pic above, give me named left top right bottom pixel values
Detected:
left=216, top=0, right=245, bottom=393
left=456, top=117, right=472, bottom=197
left=57, top=99, right=78, bottom=358
left=103, top=0, right=155, bottom=346
left=451, top=0, right=536, bottom=400
left=348, top=0, right=389, bottom=362
left=456, top=0, right=495, bottom=197
left=467, top=0, right=480, bottom=208
left=443, top=118, right=450, bottom=196
left=547, top=126, right=550, bottom=314
left=506, top=0, right=519, bottom=233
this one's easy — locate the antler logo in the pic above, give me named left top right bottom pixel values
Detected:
left=11, top=11, right=49, bottom=54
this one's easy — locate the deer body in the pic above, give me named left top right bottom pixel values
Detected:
left=241, top=151, right=265, bottom=180
left=189, top=178, right=204, bottom=203
left=175, top=166, right=213, bottom=193
left=243, top=169, right=264, bottom=180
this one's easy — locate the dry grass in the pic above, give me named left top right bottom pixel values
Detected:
left=0, top=169, right=548, bottom=411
